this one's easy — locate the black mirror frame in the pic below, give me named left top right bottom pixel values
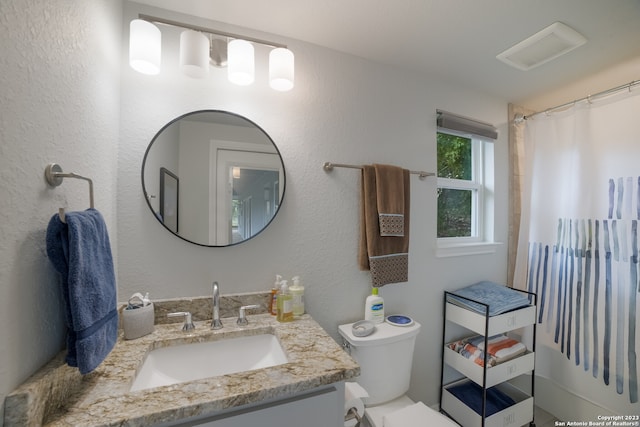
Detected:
left=141, top=110, right=286, bottom=247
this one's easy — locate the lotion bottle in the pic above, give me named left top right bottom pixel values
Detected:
left=270, top=275, right=282, bottom=315
left=290, top=276, right=305, bottom=316
left=276, top=280, right=293, bottom=322
left=364, top=287, right=384, bottom=324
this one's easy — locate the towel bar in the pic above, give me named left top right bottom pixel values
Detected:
left=45, top=163, right=95, bottom=221
left=323, top=162, right=435, bottom=179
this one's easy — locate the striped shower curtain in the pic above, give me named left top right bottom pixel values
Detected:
left=513, top=88, right=640, bottom=415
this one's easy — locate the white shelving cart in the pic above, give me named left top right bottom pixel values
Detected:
left=439, top=289, right=537, bottom=427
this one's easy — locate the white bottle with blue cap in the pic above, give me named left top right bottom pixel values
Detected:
left=364, top=287, right=384, bottom=324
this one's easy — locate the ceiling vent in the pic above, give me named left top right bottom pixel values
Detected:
left=497, top=22, right=586, bottom=71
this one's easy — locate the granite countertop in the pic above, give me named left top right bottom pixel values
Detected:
left=5, top=313, right=360, bottom=426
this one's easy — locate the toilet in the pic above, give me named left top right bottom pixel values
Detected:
left=339, top=319, right=458, bottom=427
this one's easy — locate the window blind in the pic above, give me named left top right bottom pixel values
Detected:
left=437, top=110, right=498, bottom=140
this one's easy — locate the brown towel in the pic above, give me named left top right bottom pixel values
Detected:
left=374, top=164, right=405, bottom=236
left=359, top=165, right=410, bottom=286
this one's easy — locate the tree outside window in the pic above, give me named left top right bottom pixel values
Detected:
left=437, top=131, right=481, bottom=239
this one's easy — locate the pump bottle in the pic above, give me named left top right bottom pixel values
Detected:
left=276, top=280, right=293, bottom=322
left=290, top=276, right=305, bottom=316
left=270, top=275, right=282, bottom=315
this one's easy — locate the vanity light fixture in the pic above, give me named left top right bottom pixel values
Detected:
left=179, top=30, right=210, bottom=78
left=130, top=14, right=294, bottom=91
left=269, top=47, right=295, bottom=91
left=209, top=37, right=228, bottom=68
left=227, top=39, right=255, bottom=86
left=129, top=19, right=161, bottom=75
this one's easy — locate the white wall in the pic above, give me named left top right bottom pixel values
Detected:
left=0, top=0, right=122, bottom=423
left=3, top=1, right=637, bottom=422
left=177, top=121, right=211, bottom=241
left=521, top=56, right=640, bottom=112
left=118, top=3, right=510, bottom=406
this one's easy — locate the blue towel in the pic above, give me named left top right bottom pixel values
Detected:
left=46, top=209, right=118, bottom=374
left=446, top=281, right=530, bottom=316
left=447, top=381, right=516, bottom=416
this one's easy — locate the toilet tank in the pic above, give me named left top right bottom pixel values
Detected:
left=338, top=320, right=421, bottom=406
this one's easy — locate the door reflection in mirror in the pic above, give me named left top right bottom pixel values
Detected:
left=217, top=151, right=282, bottom=245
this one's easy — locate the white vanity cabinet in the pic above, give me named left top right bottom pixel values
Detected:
left=160, top=384, right=344, bottom=427
left=439, top=291, right=537, bottom=427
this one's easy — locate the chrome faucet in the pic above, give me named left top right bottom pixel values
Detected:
left=211, top=281, right=223, bottom=329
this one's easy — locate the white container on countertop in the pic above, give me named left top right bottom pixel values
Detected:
left=122, top=292, right=155, bottom=340
left=290, top=275, right=305, bottom=316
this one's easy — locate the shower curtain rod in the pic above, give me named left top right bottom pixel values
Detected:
left=516, top=79, right=639, bottom=122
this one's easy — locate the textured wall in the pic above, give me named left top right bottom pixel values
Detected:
left=118, top=3, right=510, bottom=406
left=1, top=0, right=636, bottom=421
left=0, top=0, right=122, bottom=423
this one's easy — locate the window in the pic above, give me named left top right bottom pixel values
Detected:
left=437, top=131, right=482, bottom=240
left=436, top=110, right=498, bottom=256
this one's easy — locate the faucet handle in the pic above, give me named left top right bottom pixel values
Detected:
left=167, top=311, right=195, bottom=332
left=237, top=305, right=260, bottom=326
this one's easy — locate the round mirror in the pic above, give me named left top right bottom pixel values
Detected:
left=142, top=110, right=285, bottom=247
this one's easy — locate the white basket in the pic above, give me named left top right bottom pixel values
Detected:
left=122, top=302, right=155, bottom=340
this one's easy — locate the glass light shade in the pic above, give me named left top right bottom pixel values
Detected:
left=269, top=48, right=294, bottom=91
left=227, top=39, right=254, bottom=86
left=179, top=30, right=210, bottom=78
left=129, top=19, right=161, bottom=75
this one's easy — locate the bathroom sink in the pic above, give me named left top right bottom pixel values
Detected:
left=130, top=334, right=288, bottom=391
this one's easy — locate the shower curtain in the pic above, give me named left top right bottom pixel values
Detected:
left=513, top=87, right=640, bottom=415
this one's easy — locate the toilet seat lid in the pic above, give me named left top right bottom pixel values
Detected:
left=382, top=402, right=458, bottom=427
left=338, top=320, right=420, bottom=346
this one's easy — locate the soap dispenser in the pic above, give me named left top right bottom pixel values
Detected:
left=276, top=280, right=293, bottom=322
left=270, top=274, right=282, bottom=315
left=290, top=276, right=305, bottom=316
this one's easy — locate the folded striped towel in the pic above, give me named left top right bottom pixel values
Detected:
left=448, top=334, right=527, bottom=366
left=447, top=339, right=496, bottom=367
left=461, top=343, right=496, bottom=367
left=468, top=334, right=527, bottom=363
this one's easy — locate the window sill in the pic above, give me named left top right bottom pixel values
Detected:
left=436, top=241, right=503, bottom=258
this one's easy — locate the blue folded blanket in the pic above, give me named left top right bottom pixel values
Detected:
left=447, top=381, right=516, bottom=416
left=46, top=209, right=118, bottom=374
left=446, top=281, right=530, bottom=316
